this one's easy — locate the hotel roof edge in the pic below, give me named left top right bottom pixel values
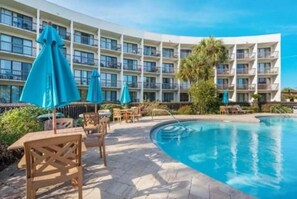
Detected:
left=14, top=0, right=280, bottom=44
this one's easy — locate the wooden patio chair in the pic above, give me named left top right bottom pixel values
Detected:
left=84, top=119, right=108, bottom=166
left=44, top=118, right=74, bottom=130
left=113, top=108, right=122, bottom=123
left=24, top=134, right=83, bottom=199
left=83, top=112, right=100, bottom=134
left=219, top=106, right=228, bottom=114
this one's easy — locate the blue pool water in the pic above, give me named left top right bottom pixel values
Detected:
left=151, top=117, right=297, bottom=198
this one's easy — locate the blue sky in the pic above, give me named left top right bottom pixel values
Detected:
left=48, top=0, right=297, bottom=89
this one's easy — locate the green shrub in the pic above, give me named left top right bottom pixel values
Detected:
left=270, top=104, right=293, bottom=113
left=177, top=105, right=193, bottom=115
left=0, top=106, right=47, bottom=145
left=141, top=101, right=167, bottom=116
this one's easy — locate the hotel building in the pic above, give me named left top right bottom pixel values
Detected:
left=0, top=0, right=281, bottom=104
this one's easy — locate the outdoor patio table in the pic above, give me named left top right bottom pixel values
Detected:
left=8, top=127, right=87, bottom=168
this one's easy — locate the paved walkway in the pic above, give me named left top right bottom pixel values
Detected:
left=0, top=114, right=275, bottom=199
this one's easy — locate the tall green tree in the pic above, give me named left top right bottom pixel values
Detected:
left=177, top=37, right=228, bottom=113
left=177, top=37, right=228, bottom=82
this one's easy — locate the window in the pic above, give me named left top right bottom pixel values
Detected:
left=74, top=31, right=95, bottom=45
left=100, top=37, right=118, bottom=50
left=217, top=64, right=229, bottom=74
left=144, top=61, right=157, bottom=72
left=162, top=63, right=174, bottom=73
left=0, top=59, right=31, bottom=80
left=0, top=34, right=32, bottom=55
left=1, top=8, right=33, bottom=31
left=258, top=63, right=271, bottom=74
left=180, top=93, right=189, bottom=102
left=237, top=93, right=248, bottom=102
left=258, top=48, right=271, bottom=58
left=237, top=49, right=249, bottom=59
left=124, top=75, right=138, bottom=88
left=143, top=92, right=156, bottom=101
left=162, top=48, right=174, bottom=58
left=180, top=49, right=191, bottom=58
left=0, top=85, right=23, bottom=103
left=162, top=78, right=175, bottom=89
left=123, top=59, right=138, bottom=71
left=100, top=55, right=118, bottom=68
left=102, top=90, right=117, bottom=102
left=73, top=50, right=95, bottom=65
left=143, top=76, right=157, bottom=88
left=237, top=78, right=248, bottom=89
left=129, top=92, right=138, bottom=102
left=74, top=70, right=92, bottom=85
left=236, top=64, right=249, bottom=74
left=163, top=93, right=174, bottom=102
left=144, top=46, right=158, bottom=56
left=123, top=42, right=138, bottom=54
left=101, top=73, right=118, bottom=87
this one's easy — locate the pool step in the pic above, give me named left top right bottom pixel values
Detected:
left=160, top=125, right=192, bottom=141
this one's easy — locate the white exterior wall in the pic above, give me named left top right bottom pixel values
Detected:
left=1, top=0, right=282, bottom=102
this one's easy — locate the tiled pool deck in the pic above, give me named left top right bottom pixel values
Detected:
left=0, top=113, right=279, bottom=199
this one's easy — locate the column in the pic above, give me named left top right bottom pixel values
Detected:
left=36, top=9, right=40, bottom=55
left=140, top=38, right=144, bottom=103
left=159, top=42, right=163, bottom=101
left=177, top=43, right=181, bottom=102
left=70, top=20, right=74, bottom=72
left=97, top=29, right=101, bottom=73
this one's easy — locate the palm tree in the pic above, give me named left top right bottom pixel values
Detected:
left=177, top=37, right=228, bottom=82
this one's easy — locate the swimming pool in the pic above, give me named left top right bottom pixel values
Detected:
left=151, top=117, right=297, bottom=198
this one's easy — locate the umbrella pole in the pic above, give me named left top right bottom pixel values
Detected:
left=52, top=109, right=57, bottom=134
left=95, top=104, right=98, bottom=113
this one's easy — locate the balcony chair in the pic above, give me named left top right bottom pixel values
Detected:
left=44, top=118, right=74, bottom=130
left=24, top=134, right=83, bottom=199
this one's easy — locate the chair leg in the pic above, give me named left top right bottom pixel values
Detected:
left=99, top=145, right=102, bottom=158
left=78, top=171, right=83, bottom=199
left=102, top=143, right=107, bottom=167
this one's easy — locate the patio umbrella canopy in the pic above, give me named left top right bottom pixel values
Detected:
left=222, top=90, right=229, bottom=105
left=86, top=70, right=103, bottom=112
left=120, top=83, right=131, bottom=105
left=20, top=24, right=80, bottom=133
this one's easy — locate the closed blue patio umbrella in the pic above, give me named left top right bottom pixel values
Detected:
left=222, top=90, right=229, bottom=105
left=20, top=24, right=80, bottom=133
left=120, top=83, right=131, bottom=106
left=87, top=70, right=103, bottom=112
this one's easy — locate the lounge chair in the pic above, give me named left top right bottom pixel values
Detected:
left=233, top=105, right=248, bottom=114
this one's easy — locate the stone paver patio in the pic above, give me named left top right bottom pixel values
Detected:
left=0, top=114, right=277, bottom=199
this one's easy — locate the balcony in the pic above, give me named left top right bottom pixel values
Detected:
left=162, top=68, right=176, bottom=74
left=237, top=84, right=255, bottom=91
left=100, top=61, right=121, bottom=69
left=258, top=68, right=278, bottom=75
left=40, top=26, right=71, bottom=41
left=144, top=50, right=161, bottom=57
left=217, top=69, right=234, bottom=76
left=123, top=47, right=142, bottom=55
left=126, top=81, right=141, bottom=89
left=73, top=55, right=98, bottom=66
left=0, top=13, right=37, bottom=32
left=143, top=66, right=160, bottom=73
left=0, top=41, right=36, bottom=56
left=258, top=83, right=279, bottom=91
left=258, top=51, right=279, bottom=59
left=236, top=68, right=255, bottom=75
left=236, top=53, right=255, bottom=60
left=0, top=69, right=29, bottom=81
left=143, top=82, right=160, bottom=89
left=162, top=83, right=177, bottom=90
left=216, top=84, right=234, bottom=90
left=101, top=80, right=121, bottom=88
left=100, top=42, right=121, bottom=52
left=163, top=52, right=178, bottom=59
left=74, top=34, right=98, bottom=47
left=123, top=64, right=142, bottom=72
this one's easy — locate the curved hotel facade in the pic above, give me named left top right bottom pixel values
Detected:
left=0, top=0, right=281, bottom=103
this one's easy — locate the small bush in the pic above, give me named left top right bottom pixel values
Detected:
left=177, top=105, right=193, bottom=115
left=270, top=104, right=293, bottom=113
left=0, top=106, right=47, bottom=145
left=141, top=101, right=167, bottom=116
